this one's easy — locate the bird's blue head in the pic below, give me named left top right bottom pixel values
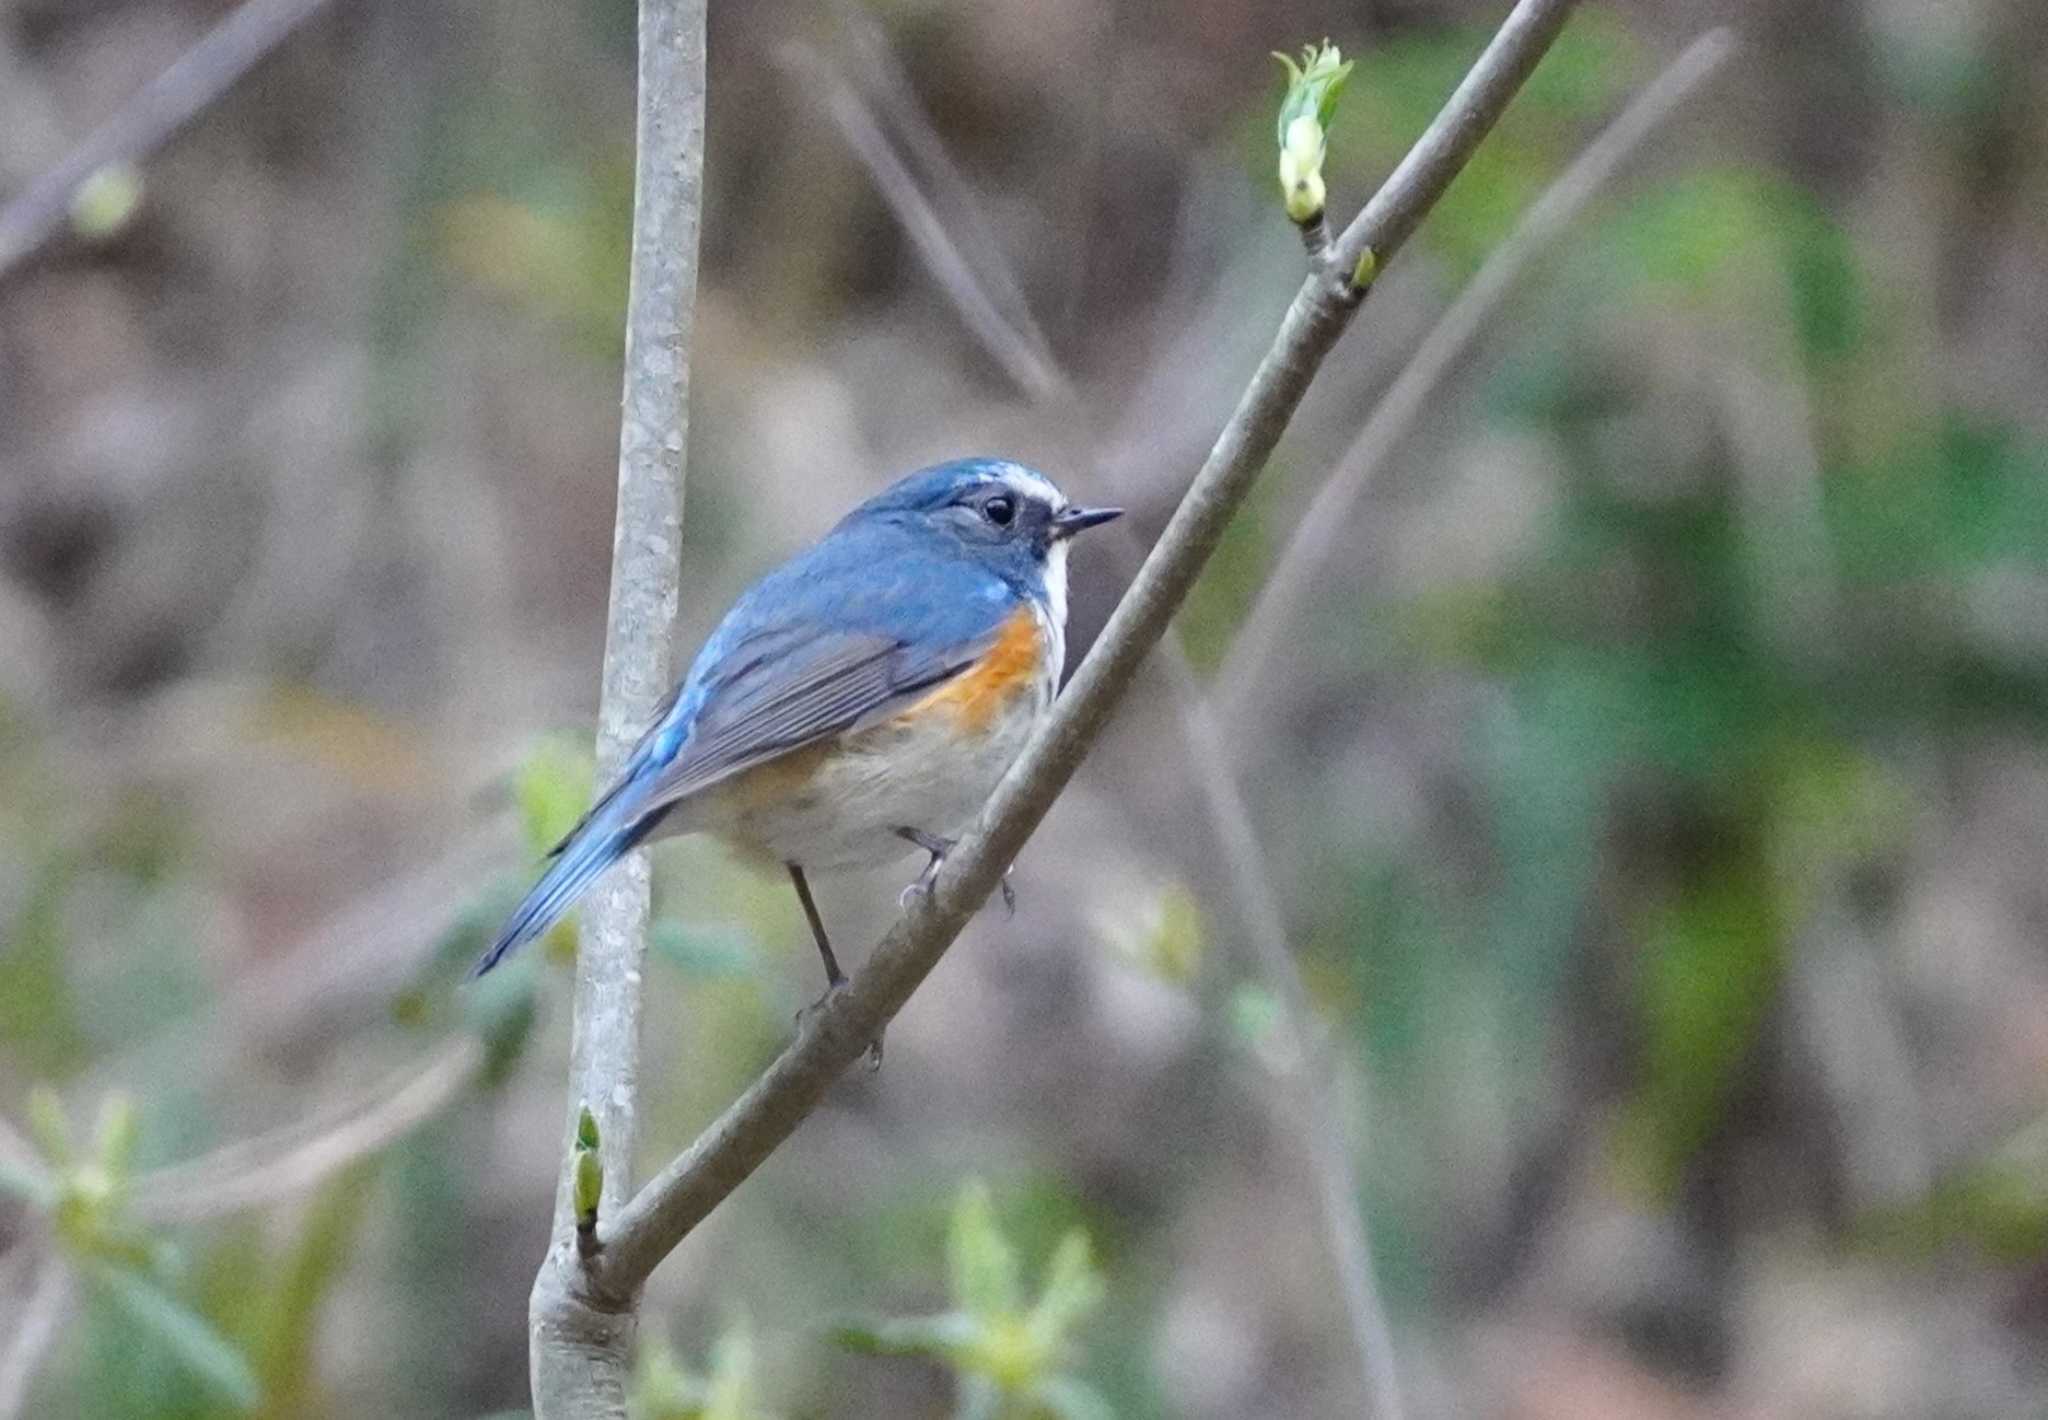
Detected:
left=836, top=458, right=1122, bottom=611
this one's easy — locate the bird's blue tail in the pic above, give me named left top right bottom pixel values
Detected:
left=467, top=768, right=662, bottom=979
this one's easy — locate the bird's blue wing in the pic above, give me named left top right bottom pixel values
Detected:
left=641, top=621, right=988, bottom=807
left=469, top=530, right=1014, bottom=977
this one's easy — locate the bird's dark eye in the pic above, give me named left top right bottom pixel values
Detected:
left=983, top=494, right=1016, bottom=527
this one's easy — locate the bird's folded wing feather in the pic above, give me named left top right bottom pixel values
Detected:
left=661, top=624, right=990, bottom=795
left=554, top=619, right=994, bottom=845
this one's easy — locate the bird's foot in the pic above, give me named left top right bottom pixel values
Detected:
left=794, top=976, right=883, bottom=1071
left=895, top=827, right=1017, bottom=916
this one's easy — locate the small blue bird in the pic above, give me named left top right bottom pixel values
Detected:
left=470, top=458, right=1121, bottom=984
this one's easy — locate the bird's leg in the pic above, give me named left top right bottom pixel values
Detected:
left=894, top=828, right=1016, bottom=916
left=787, top=864, right=844, bottom=988
left=787, top=864, right=881, bottom=1070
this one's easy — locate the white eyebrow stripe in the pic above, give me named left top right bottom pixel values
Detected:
left=989, top=462, right=1065, bottom=510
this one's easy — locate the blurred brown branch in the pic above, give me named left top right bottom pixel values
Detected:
left=0, top=0, right=341, bottom=279
left=127, top=1038, right=483, bottom=1225
left=524, top=0, right=705, bottom=1412
left=1218, top=27, right=1738, bottom=727
left=570, top=2, right=1584, bottom=1354
left=779, top=29, right=1072, bottom=411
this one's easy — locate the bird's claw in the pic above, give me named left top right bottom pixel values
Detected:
left=899, top=861, right=940, bottom=909
left=894, top=827, right=1017, bottom=918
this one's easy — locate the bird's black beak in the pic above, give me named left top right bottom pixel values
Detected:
left=1051, top=504, right=1123, bottom=539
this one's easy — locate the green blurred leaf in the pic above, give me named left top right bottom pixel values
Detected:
left=701, top=1321, right=771, bottom=1420
left=515, top=736, right=596, bottom=859
left=1583, top=167, right=1863, bottom=362
left=632, top=1338, right=704, bottom=1420
left=839, top=1180, right=1110, bottom=1411
left=1327, top=12, right=1639, bottom=276
left=91, top=1264, right=261, bottom=1411
left=1226, top=985, right=1283, bottom=1054
left=254, top=1165, right=377, bottom=1419
left=1617, top=864, right=1782, bottom=1192
left=831, top=1311, right=981, bottom=1360
left=629, top=1321, right=778, bottom=1420
left=949, top=1180, right=1023, bottom=1319
left=1, top=870, right=91, bottom=1076
left=93, top=1093, right=139, bottom=1180
left=649, top=919, right=758, bottom=979
left=1032, top=1374, right=1118, bottom=1420
left=1094, top=882, right=1205, bottom=986
left=1766, top=742, right=1910, bottom=905
left=1025, top=1231, right=1104, bottom=1351
left=458, top=948, right=542, bottom=1086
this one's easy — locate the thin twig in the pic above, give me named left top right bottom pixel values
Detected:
left=580, top=0, right=1584, bottom=1308
left=778, top=42, right=1075, bottom=411
left=825, top=0, right=1068, bottom=396
left=1218, top=29, right=1735, bottom=725
left=525, top=0, right=704, bottom=1411
left=128, top=1038, right=482, bottom=1225
left=0, top=1250, right=71, bottom=1420
left=1150, top=649, right=1408, bottom=1419
left=0, top=0, right=342, bottom=279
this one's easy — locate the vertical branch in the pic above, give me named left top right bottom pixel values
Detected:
left=527, top=0, right=705, bottom=1414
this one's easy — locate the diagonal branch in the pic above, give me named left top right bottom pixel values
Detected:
left=0, top=0, right=341, bottom=280
left=128, top=1038, right=483, bottom=1224
left=577, top=0, right=1583, bottom=1308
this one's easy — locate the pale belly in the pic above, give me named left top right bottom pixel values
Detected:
left=670, top=677, right=1048, bottom=873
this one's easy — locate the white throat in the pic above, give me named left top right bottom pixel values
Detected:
left=1038, top=536, right=1070, bottom=685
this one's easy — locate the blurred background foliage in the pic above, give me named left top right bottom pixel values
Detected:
left=5, top=0, right=2048, bottom=1415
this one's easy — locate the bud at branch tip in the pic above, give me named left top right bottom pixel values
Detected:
left=1272, top=40, right=1353, bottom=226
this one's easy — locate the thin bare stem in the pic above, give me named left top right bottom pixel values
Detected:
left=579, top=0, right=1583, bottom=1310
left=1154, top=650, right=1407, bottom=1420
left=778, top=42, right=1074, bottom=411
left=825, top=0, right=1067, bottom=393
left=1219, top=28, right=1735, bottom=725
left=0, top=1250, right=71, bottom=1420
left=525, top=0, right=703, bottom=1411
left=0, top=0, right=339, bottom=279
left=128, top=1039, right=482, bottom=1224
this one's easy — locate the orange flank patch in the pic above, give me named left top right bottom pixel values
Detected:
left=903, top=608, right=1042, bottom=732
